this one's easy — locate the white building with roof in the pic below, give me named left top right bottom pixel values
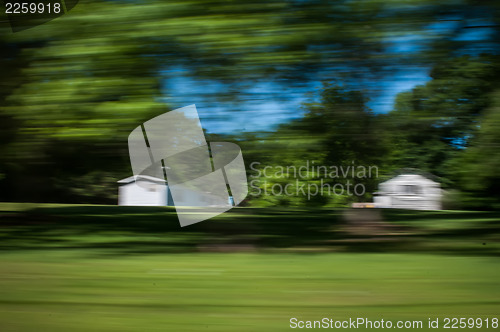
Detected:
left=373, top=174, right=442, bottom=210
left=117, top=175, right=172, bottom=206
left=117, top=175, right=233, bottom=207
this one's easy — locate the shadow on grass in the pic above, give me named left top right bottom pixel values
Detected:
left=0, top=204, right=499, bottom=256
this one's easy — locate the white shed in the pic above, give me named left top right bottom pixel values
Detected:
left=118, top=176, right=172, bottom=206
left=373, top=174, right=442, bottom=210
left=117, top=176, right=234, bottom=207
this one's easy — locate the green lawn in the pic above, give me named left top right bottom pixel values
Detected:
left=0, top=204, right=499, bottom=331
left=0, top=251, right=499, bottom=331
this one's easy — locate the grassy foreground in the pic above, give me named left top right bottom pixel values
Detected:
left=0, top=204, right=499, bottom=331
left=0, top=251, right=499, bottom=331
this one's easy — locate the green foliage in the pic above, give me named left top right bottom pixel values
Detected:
left=247, top=54, right=500, bottom=208
left=247, top=84, right=384, bottom=207
left=0, top=0, right=499, bottom=206
left=383, top=56, right=500, bottom=183
left=0, top=0, right=398, bottom=202
left=450, top=90, right=500, bottom=209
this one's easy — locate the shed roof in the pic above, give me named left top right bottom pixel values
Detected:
left=117, top=175, right=166, bottom=185
left=380, top=174, right=438, bottom=186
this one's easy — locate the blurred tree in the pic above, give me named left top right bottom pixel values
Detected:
left=248, top=84, right=386, bottom=207
left=451, top=90, right=500, bottom=209
left=0, top=0, right=499, bottom=203
left=0, top=1, right=168, bottom=202
left=383, top=55, right=500, bottom=182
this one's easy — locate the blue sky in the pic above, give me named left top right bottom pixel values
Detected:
left=161, top=19, right=496, bottom=135
left=161, top=61, right=432, bottom=135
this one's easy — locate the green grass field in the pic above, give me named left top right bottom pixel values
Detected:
left=0, top=204, right=499, bottom=331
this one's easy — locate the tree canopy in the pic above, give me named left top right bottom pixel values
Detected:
left=0, top=0, right=499, bottom=207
